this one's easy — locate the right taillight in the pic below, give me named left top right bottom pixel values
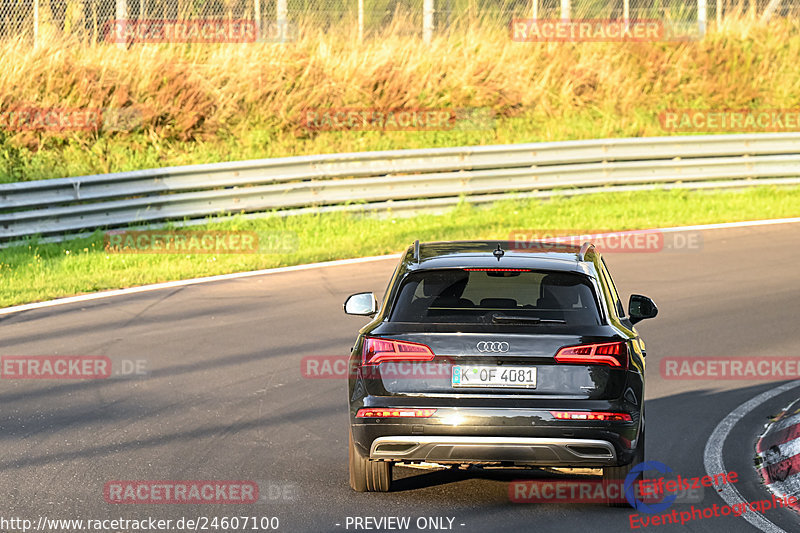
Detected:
left=554, top=341, right=628, bottom=369
left=550, top=411, right=632, bottom=421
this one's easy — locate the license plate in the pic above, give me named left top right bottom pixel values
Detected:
left=451, top=365, right=537, bottom=388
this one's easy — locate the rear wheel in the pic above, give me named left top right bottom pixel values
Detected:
left=349, top=430, right=392, bottom=492
left=604, top=419, right=645, bottom=507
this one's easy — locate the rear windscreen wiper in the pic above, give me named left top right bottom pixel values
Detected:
left=491, top=315, right=566, bottom=325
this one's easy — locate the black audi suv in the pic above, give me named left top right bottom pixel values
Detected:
left=343, top=240, right=657, bottom=503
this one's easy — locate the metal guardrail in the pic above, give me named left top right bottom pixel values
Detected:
left=2, top=133, right=800, bottom=243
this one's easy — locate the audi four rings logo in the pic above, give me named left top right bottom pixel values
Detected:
left=476, top=341, right=509, bottom=352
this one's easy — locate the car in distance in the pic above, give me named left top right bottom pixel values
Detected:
left=343, top=240, right=657, bottom=505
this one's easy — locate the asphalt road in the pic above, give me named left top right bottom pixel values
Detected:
left=2, top=222, right=800, bottom=533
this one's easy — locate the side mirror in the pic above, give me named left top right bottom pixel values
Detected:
left=628, top=294, right=658, bottom=324
left=344, top=292, right=378, bottom=316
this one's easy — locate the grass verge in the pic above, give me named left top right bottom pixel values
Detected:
left=1, top=184, right=798, bottom=308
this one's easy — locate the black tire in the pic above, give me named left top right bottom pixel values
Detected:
left=349, top=430, right=392, bottom=492
left=604, top=419, right=645, bottom=507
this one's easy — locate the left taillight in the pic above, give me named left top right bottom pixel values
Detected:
left=356, top=408, right=437, bottom=418
left=362, top=337, right=435, bottom=365
left=554, top=341, right=628, bottom=369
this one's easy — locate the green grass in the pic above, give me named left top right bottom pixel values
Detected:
left=2, top=184, right=798, bottom=308
left=0, top=110, right=663, bottom=183
left=0, top=104, right=729, bottom=184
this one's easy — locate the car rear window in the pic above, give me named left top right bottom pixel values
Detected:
left=389, top=269, right=602, bottom=326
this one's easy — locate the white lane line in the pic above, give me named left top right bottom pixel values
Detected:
left=642, top=216, right=800, bottom=234
left=0, top=254, right=400, bottom=316
left=2, top=216, right=800, bottom=317
left=704, top=381, right=800, bottom=533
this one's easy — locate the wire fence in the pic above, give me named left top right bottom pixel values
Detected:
left=0, top=0, right=797, bottom=44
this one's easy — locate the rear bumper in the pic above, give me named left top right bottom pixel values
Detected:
left=350, top=405, right=641, bottom=467
left=369, top=436, right=617, bottom=466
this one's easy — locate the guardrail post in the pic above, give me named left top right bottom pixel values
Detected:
left=423, top=0, right=434, bottom=43
left=33, top=0, right=39, bottom=47
left=762, top=0, right=781, bottom=21
left=623, top=0, right=630, bottom=30
left=116, top=0, right=127, bottom=48
left=560, top=0, right=570, bottom=20
left=277, top=0, right=287, bottom=42
left=358, top=0, right=364, bottom=42
left=698, top=0, right=707, bottom=37
left=254, top=0, right=261, bottom=41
